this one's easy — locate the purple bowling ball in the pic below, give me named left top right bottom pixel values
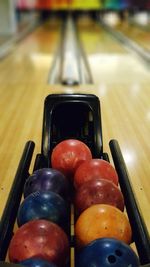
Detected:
left=23, top=168, right=68, bottom=199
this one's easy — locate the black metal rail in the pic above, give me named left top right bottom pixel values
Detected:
left=0, top=141, right=35, bottom=261
left=109, top=139, right=150, bottom=265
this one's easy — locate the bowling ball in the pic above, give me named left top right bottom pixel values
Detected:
left=9, top=220, right=69, bottom=267
left=23, top=168, right=68, bottom=199
left=17, top=191, right=69, bottom=229
left=51, top=139, right=92, bottom=177
left=74, top=159, right=118, bottom=189
left=76, top=238, right=140, bottom=267
left=75, top=204, right=132, bottom=247
left=75, top=178, right=124, bottom=216
left=19, top=258, right=57, bottom=267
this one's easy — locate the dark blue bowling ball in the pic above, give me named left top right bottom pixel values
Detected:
left=76, top=238, right=140, bottom=267
left=23, top=168, right=68, bottom=199
left=19, top=258, right=57, bottom=267
left=17, top=191, right=69, bottom=229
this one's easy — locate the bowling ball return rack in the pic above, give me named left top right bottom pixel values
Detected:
left=0, top=93, right=149, bottom=267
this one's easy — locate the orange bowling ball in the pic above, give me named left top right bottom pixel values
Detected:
left=75, top=204, right=132, bottom=248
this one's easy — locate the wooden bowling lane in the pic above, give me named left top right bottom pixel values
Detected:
left=0, top=13, right=150, bottom=250
left=76, top=17, right=150, bottom=234
left=0, top=18, right=61, bottom=84
left=114, top=21, right=150, bottom=51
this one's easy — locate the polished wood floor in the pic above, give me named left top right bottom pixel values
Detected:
left=0, top=16, right=149, bottom=246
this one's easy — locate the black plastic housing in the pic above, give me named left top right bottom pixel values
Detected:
left=41, top=94, right=103, bottom=165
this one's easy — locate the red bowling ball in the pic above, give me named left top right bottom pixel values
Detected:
left=74, top=159, right=119, bottom=189
left=75, top=178, right=124, bottom=216
left=51, top=139, right=92, bottom=177
left=9, top=220, right=69, bottom=267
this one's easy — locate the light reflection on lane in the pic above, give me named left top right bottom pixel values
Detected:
left=88, top=53, right=150, bottom=84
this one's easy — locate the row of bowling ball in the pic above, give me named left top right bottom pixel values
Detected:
left=8, top=167, right=70, bottom=267
left=8, top=139, right=140, bottom=267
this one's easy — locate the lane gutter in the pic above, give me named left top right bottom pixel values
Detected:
left=0, top=18, right=40, bottom=59
left=99, top=20, right=150, bottom=68
left=48, top=14, right=94, bottom=85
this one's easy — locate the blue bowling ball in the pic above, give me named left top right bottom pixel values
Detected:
left=76, top=238, right=140, bottom=267
left=19, top=258, right=57, bottom=267
left=23, top=168, right=69, bottom=199
left=17, top=191, right=69, bottom=229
